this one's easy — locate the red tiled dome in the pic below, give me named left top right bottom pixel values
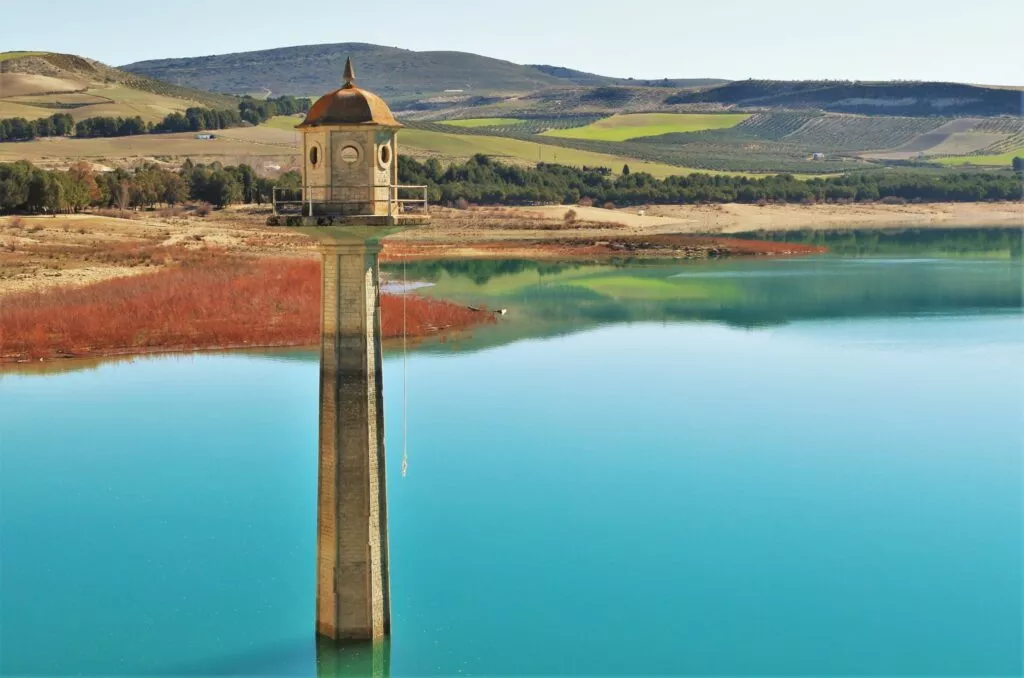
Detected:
left=297, top=57, right=401, bottom=128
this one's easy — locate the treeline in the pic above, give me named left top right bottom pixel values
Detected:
left=0, top=114, right=75, bottom=142
left=150, top=107, right=243, bottom=134
left=0, top=160, right=301, bottom=214
left=0, top=95, right=310, bottom=142
left=70, top=107, right=244, bottom=139
left=238, top=95, right=309, bottom=124
left=75, top=115, right=149, bottom=138
left=1, top=107, right=243, bottom=141
left=398, top=155, right=1023, bottom=205
left=3, top=154, right=1018, bottom=215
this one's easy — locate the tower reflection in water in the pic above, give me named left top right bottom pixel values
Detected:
left=317, top=638, right=390, bottom=678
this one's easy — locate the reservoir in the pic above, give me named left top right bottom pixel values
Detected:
left=2, top=255, right=1021, bottom=676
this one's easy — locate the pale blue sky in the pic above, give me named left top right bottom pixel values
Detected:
left=4, top=0, right=1020, bottom=84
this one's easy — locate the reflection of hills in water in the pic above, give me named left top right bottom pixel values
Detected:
left=382, top=247, right=1022, bottom=354
left=729, top=227, right=1022, bottom=259
left=7, top=233, right=1020, bottom=374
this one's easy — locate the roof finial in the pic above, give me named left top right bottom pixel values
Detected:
left=342, top=57, right=355, bottom=87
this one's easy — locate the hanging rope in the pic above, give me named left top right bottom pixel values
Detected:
left=401, top=255, right=409, bottom=478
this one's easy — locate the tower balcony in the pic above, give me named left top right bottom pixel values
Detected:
left=270, top=184, right=430, bottom=227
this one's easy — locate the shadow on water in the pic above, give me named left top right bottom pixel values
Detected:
left=315, top=638, right=390, bottom=678
left=154, top=637, right=389, bottom=677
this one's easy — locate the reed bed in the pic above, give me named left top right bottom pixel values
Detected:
left=0, top=257, right=493, bottom=362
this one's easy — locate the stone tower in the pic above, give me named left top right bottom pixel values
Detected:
left=286, top=59, right=426, bottom=643
left=297, top=57, right=401, bottom=218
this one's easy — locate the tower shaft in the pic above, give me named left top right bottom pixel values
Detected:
left=316, top=242, right=390, bottom=640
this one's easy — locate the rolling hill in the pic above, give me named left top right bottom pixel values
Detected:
left=121, top=43, right=726, bottom=101
left=0, top=51, right=238, bottom=122
left=121, top=44, right=1021, bottom=123
left=667, top=80, right=1023, bottom=117
left=4, top=47, right=1021, bottom=174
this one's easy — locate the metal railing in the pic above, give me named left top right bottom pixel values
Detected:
left=272, top=184, right=429, bottom=217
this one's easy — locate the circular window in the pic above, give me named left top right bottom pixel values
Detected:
left=309, top=145, right=319, bottom=167
left=378, top=144, right=392, bottom=167
left=340, top=145, right=360, bottom=164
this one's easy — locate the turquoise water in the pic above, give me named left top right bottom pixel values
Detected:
left=2, top=256, right=1022, bottom=676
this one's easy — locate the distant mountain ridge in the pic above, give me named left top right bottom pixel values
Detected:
left=668, top=80, right=1023, bottom=116
left=121, top=43, right=725, bottom=100
left=120, top=44, right=1022, bottom=119
left=527, top=64, right=725, bottom=90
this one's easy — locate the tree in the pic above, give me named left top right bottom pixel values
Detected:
left=130, top=170, right=161, bottom=208
left=59, top=170, right=92, bottom=212
left=68, top=162, right=102, bottom=204
left=254, top=177, right=276, bottom=205
left=622, top=164, right=631, bottom=176
left=233, top=163, right=256, bottom=202
left=0, top=161, right=33, bottom=212
left=161, top=174, right=189, bottom=206
left=276, top=171, right=302, bottom=191
left=202, top=170, right=242, bottom=207
left=1013, top=157, right=1024, bottom=174
left=26, top=169, right=62, bottom=213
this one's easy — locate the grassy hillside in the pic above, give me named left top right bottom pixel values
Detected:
left=0, top=131, right=298, bottom=167
left=0, top=51, right=237, bottom=123
left=260, top=115, right=721, bottom=176
left=396, top=128, right=718, bottom=178
left=443, top=118, right=526, bottom=128
left=408, top=118, right=860, bottom=174
left=424, top=85, right=690, bottom=119
left=421, top=108, right=1024, bottom=173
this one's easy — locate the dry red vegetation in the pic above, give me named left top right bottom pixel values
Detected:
left=0, top=258, right=494, bottom=362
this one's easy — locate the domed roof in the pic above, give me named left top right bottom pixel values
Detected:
left=297, top=58, right=402, bottom=128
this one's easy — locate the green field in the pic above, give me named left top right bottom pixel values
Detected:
left=934, top=148, right=1024, bottom=167
left=0, top=51, right=47, bottom=63
left=398, top=127, right=721, bottom=178
left=442, top=118, right=524, bottom=128
left=263, top=115, right=306, bottom=130
left=541, top=113, right=751, bottom=142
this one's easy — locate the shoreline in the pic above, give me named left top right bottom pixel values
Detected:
left=1, top=205, right=1019, bottom=364
left=399, top=202, right=1024, bottom=241
left=381, top=235, right=825, bottom=261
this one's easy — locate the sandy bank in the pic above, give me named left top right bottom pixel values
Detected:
left=506, top=202, right=1023, bottom=234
